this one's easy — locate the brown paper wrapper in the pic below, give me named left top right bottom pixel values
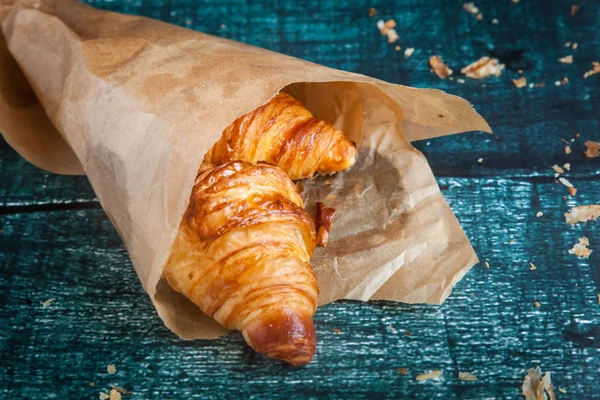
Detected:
left=0, top=0, right=491, bottom=339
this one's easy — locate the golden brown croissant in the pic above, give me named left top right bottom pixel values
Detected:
left=205, top=92, right=357, bottom=180
left=164, top=161, right=318, bottom=366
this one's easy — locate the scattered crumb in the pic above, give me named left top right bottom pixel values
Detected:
left=368, top=7, right=377, bottom=17
left=397, top=368, right=408, bottom=375
left=463, top=2, right=479, bottom=15
left=565, top=145, right=571, bottom=154
left=536, top=212, right=543, bottom=217
left=583, top=62, right=600, bottom=78
left=90, top=382, right=95, bottom=387
left=42, top=298, right=56, bottom=308
left=568, top=236, right=592, bottom=258
left=572, top=42, right=578, bottom=49
left=513, top=77, right=527, bottom=88
left=492, top=18, right=499, bottom=24
left=387, top=324, right=397, bottom=332
left=378, top=19, right=399, bottom=43
left=219, top=24, right=226, bottom=29
left=333, top=328, right=341, bottom=334
left=184, top=19, right=192, bottom=26
left=404, top=47, right=415, bottom=58
left=558, top=55, right=573, bottom=64
left=522, top=368, right=554, bottom=400
left=99, top=393, right=110, bottom=400
left=575, top=132, right=580, bottom=138
left=571, top=4, right=580, bottom=16
left=484, top=261, right=490, bottom=268
left=457, top=78, right=465, bottom=83
left=395, top=45, right=401, bottom=51
left=564, top=41, right=572, bottom=47
left=315, top=202, right=337, bottom=247
left=429, top=56, right=453, bottom=79
left=565, top=205, right=600, bottom=225
left=561, top=77, right=569, bottom=85
left=458, top=372, right=478, bottom=381
left=530, top=263, right=537, bottom=271
left=558, top=177, right=573, bottom=188
left=416, top=370, right=443, bottom=381
left=405, top=329, right=412, bottom=336
left=563, top=163, right=571, bottom=170
left=477, top=158, right=484, bottom=163
left=110, top=386, right=132, bottom=395
left=518, top=69, right=523, bottom=74
left=476, top=13, right=483, bottom=21
left=510, top=239, right=515, bottom=244
left=534, top=301, right=540, bottom=308
left=584, top=141, right=600, bottom=158
left=569, top=187, right=577, bottom=196
left=107, top=364, right=117, bottom=375
left=110, top=390, right=122, bottom=400
left=554, top=81, right=561, bottom=86
left=551, top=165, right=564, bottom=174
left=558, top=388, right=567, bottom=394
left=426, top=141, right=431, bottom=145
left=461, top=57, right=505, bottom=79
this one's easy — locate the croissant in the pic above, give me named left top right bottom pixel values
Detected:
left=205, top=92, right=357, bottom=180
left=164, top=161, right=319, bottom=366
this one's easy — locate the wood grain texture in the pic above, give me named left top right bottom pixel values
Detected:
left=1, top=0, right=599, bottom=398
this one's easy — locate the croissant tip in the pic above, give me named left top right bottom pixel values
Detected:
left=243, top=310, right=316, bottom=366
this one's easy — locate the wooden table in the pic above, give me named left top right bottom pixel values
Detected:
left=1, top=0, right=599, bottom=398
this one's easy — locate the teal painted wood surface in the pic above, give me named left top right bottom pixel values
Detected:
left=1, top=0, right=599, bottom=399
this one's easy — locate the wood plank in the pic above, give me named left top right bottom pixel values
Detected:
left=1, top=177, right=598, bottom=398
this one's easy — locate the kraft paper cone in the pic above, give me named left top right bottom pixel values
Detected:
left=0, top=0, right=491, bottom=339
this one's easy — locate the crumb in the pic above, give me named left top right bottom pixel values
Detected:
left=563, top=163, right=571, bottom=170
left=42, top=298, right=56, bottom=308
left=426, top=141, right=431, bottom=145
left=368, top=7, right=377, bottom=17
left=99, top=393, right=110, bottom=400
left=522, top=367, right=555, bottom=400
left=559, top=388, right=567, bottom=393
left=536, top=212, right=543, bottom=217
left=378, top=19, right=399, bottom=43
left=463, top=2, right=479, bottom=15
left=561, top=77, right=569, bottom=85
left=554, top=81, right=561, bottom=86
left=584, top=141, right=600, bottom=158
left=457, top=78, right=465, bottom=83
left=564, top=205, right=600, bottom=225
left=559, top=177, right=574, bottom=188
left=568, top=236, right=592, bottom=258
left=477, top=158, right=484, bottom=163
left=484, top=261, right=490, bottom=268
left=461, top=57, right=505, bottom=79
left=534, top=301, right=540, bottom=308
left=110, top=390, right=122, bottom=400
left=458, top=372, right=478, bottom=381
left=387, top=29, right=399, bottom=43
left=572, top=42, right=578, bottom=49
left=397, top=368, right=408, bottom=375
left=575, top=132, right=580, bottom=138
left=551, top=165, right=564, bottom=174
left=110, top=386, right=132, bottom=395
left=530, top=263, right=537, bottom=270
left=565, top=145, right=571, bottom=154
left=416, top=370, right=443, bottom=381
left=511, top=0, right=519, bottom=3
left=510, top=239, right=515, bottom=244
left=568, top=187, right=577, bottom=196
left=315, top=202, right=337, bottom=247
left=184, top=19, right=192, bottom=26
left=387, top=324, right=396, bottom=332
left=90, top=382, right=95, bottom=386
left=404, top=47, right=415, bottom=58
left=405, top=329, right=412, bottom=336
left=492, top=18, right=499, bottom=24
left=583, top=62, right=600, bottom=78
left=558, top=55, right=573, bottom=64
left=376, top=19, right=384, bottom=30
left=571, top=4, right=580, bottom=16
left=333, top=328, right=341, bottom=334
left=107, top=364, right=117, bottom=375
left=395, top=45, right=401, bottom=51
left=449, top=76, right=454, bottom=81
left=476, top=13, right=483, bottom=21
left=513, top=77, right=527, bottom=88
left=564, top=41, right=572, bottom=47
left=219, top=24, right=226, bottom=29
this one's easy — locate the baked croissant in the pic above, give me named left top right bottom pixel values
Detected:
left=164, top=161, right=318, bottom=366
left=205, top=92, right=357, bottom=180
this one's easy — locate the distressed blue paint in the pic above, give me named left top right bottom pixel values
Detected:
left=1, top=0, right=599, bottom=399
